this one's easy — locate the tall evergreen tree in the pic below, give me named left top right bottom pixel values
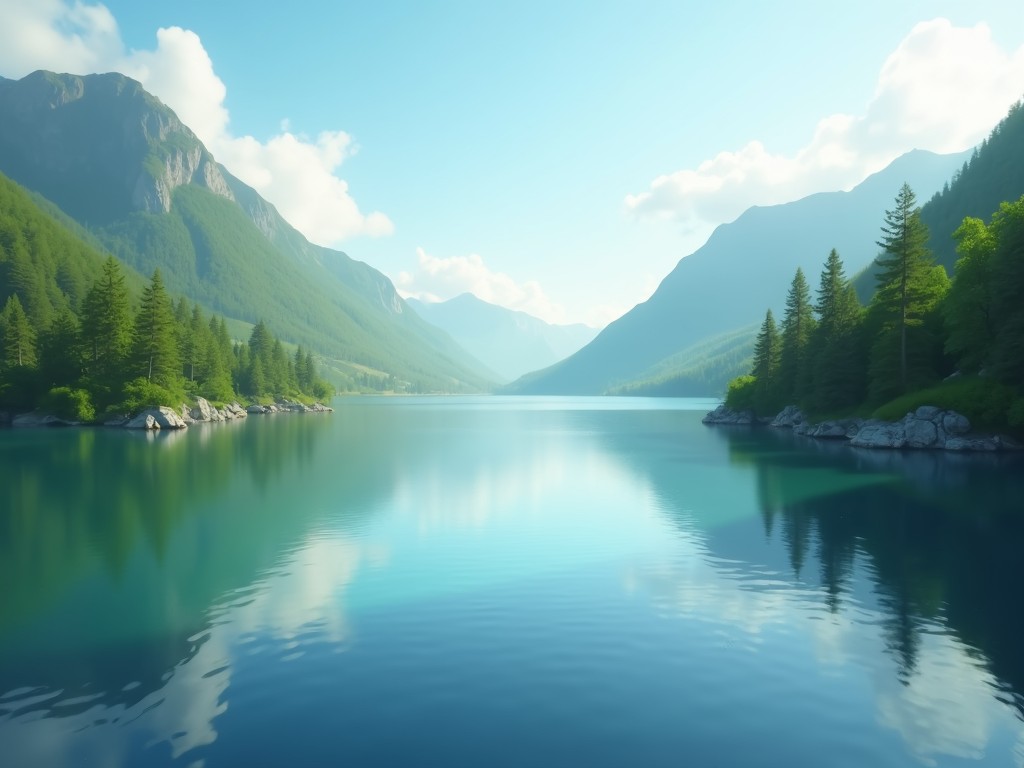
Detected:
left=132, top=269, right=182, bottom=390
left=808, top=250, right=865, bottom=413
left=80, top=256, right=133, bottom=394
left=1, top=294, right=36, bottom=368
left=38, top=306, right=82, bottom=387
left=751, top=309, right=781, bottom=413
left=778, top=267, right=816, bottom=403
left=872, top=184, right=935, bottom=393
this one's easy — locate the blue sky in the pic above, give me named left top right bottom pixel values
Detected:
left=2, top=1, right=1024, bottom=325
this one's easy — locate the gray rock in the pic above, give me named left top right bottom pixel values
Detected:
left=913, top=405, right=942, bottom=421
left=228, top=402, right=247, bottom=418
left=125, top=413, right=158, bottom=430
left=703, top=405, right=757, bottom=425
left=12, top=412, right=76, bottom=427
left=942, top=411, right=971, bottom=436
left=191, top=396, right=215, bottom=422
left=904, top=418, right=938, bottom=448
left=945, top=436, right=999, bottom=452
left=850, top=422, right=907, bottom=449
left=770, top=405, right=806, bottom=428
left=247, top=405, right=268, bottom=415
left=125, top=407, right=188, bottom=430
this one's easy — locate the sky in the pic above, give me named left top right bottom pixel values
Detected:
left=1, top=1, right=1024, bottom=327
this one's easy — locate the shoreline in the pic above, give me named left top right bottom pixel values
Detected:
left=703, top=403, right=1022, bottom=452
left=1, top=396, right=334, bottom=431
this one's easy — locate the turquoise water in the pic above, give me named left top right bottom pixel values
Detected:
left=1, top=397, right=1023, bottom=767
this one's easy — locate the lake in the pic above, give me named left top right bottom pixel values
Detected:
left=1, top=396, right=1023, bottom=767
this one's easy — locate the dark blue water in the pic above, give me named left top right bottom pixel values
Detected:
left=1, top=397, right=1022, bottom=767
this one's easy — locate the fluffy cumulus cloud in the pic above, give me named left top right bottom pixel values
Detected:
left=397, top=247, right=570, bottom=325
left=0, top=1, right=392, bottom=246
left=626, top=19, right=1024, bottom=226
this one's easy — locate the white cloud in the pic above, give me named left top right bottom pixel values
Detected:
left=397, top=247, right=570, bottom=325
left=626, top=19, right=1024, bottom=227
left=0, top=1, right=391, bottom=246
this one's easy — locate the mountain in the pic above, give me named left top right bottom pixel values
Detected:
left=406, top=293, right=598, bottom=382
left=506, top=148, right=969, bottom=395
left=852, top=98, right=1024, bottom=301
left=0, top=70, right=493, bottom=392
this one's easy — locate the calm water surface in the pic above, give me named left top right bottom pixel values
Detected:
left=1, top=396, right=1023, bottom=767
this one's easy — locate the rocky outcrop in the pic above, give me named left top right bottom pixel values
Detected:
left=710, top=402, right=1020, bottom=452
left=124, top=406, right=188, bottom=430
left=770, top=405, right=806, bottom=428
left=702, top=405, right=758, bottom=425
left=12, top=412, right=78, bottom=427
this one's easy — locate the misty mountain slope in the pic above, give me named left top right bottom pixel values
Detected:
left=407, top=293, right=598, bottom=382
left=507, top=148, right=968, bottom=395
left=0, top=70, right=493, bottom=392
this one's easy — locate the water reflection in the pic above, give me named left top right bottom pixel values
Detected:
left=1, top=401, right=1023, bottom=767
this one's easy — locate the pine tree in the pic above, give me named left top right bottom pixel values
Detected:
left=132, top=269, right=182, bottom=390
left=872, top=184, right=936, bottom=393
left=751, top=309, right=781, bottom=414
left=1, top=294, right=36, bottom=368
left=808, top=250, right=865, bottom=413
left=80, top=256, right=133, bottom=393
left=38, top=306, right=82, bottom=387
left=778, top=268, right=816, bottom=403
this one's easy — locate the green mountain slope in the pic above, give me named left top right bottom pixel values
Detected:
left=0, top=70, right=493, bottom=392
left=507, top=149, right=968, bottom=395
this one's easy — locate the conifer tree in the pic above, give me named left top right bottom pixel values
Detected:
left=989, top=196, right=1024, bottom=383
left=1, top=294, right=36, bottom=368
left=808, top=250, right=865, bottom=413
left=778, top=268, right=816, bottom=403
left=751, top=309, right=781, bottom=413
left=38, top=306, right=82, bottom=387
left=132, top=269, right=182, bottom=390
left=80, top=256, right=133, bottom=393
left=872, top=184, right=936, bottom=393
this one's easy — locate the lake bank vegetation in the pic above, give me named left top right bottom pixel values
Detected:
left=723, top=183, right=1024, bottom=439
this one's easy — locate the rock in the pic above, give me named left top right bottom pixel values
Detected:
left=228, top=402, right=247, bottom=418
left=247, top=405, right=268, bottom=415
left=124, top=406, right=188, bottom=430
left=850, top=422, right=907, bottom=449
left=125, top=413, right=158, bottom=430
left=770, top=405, right=806, bottom=428
left=12, top=412, right=76, bottom=427
left=191, top=396, right=216, bottom=422
left=179, top=404, right=195, bottom=425
left=703, top=405, right=757, bottom=425
left=942, top=411, right=971, bottom=436
left=913, top=405, right=942, bottom=421
left=945, top=436, right=1000, bottom=452
left=904, top=418, right=938, bottom=448
left=807, top=418, right=864, bottom=439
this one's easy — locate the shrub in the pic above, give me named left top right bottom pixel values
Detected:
left=40, top=387, right=96, bottom=423
left=120, top=377, right=180, bottom=415
left=724, top=375, right=757, bottom=411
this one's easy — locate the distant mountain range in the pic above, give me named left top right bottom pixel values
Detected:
left=506, top=148, right=970, bottom=395
left=406, top=293, right=598, bottom=382
left=0, top=70, right=493, bottom=392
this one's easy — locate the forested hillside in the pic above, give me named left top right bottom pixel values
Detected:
left=728, top=184, right=1024, bottom=432
left=0, top=70, right=493, bottom=394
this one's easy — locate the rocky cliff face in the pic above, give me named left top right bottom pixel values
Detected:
left=0, top=70, right=233, bottom=221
